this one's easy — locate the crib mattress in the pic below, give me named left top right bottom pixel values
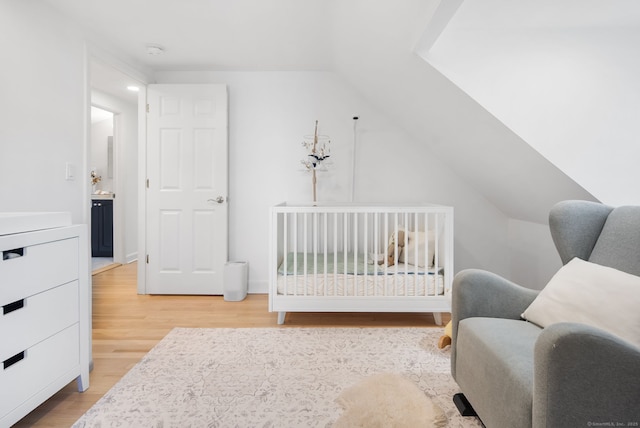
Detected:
left=276, top=266, right=445, bottom=297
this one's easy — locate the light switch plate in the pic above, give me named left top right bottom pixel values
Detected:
left=65, top=162, right=75, bottom=181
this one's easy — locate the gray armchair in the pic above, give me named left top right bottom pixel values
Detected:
left=451, top=200, right=640, bottom=428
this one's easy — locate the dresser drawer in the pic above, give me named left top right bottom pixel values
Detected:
left=0, top=323, right=80, bottom=418
left=0, top=237, right=79, bottom=306
left=0, top=281, right=79, bottom=362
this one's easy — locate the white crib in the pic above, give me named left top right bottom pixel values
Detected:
left=269, top=203, right=454, bottom=325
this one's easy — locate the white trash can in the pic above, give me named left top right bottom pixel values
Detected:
left=224, top=261, right=248, bottom=301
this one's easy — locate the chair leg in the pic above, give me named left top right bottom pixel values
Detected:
left=453, top=393, right=478, bottom=417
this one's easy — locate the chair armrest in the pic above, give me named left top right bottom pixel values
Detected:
left=450, top=269, right=539, bottom=378
left=451, top=269, right=539, bottom=329
left=534, top=323, right=640, bottom=428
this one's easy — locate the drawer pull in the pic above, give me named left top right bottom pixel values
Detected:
left=2, top=247, right=24, bottom=260
left=3, top=351, right=25, bottom=369
left=3, top=299, right=25, bottom=315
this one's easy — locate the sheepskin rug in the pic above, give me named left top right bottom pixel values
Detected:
left=334, top=373, right=447, bottom=427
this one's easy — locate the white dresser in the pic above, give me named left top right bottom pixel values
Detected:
left=0, top=213, right=90, bottom=427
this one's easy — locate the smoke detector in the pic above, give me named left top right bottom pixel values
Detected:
left=146, top=45, right=165, bottom=56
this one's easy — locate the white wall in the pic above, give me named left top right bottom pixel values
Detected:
left=156, top=70, right=512, bottom=292
left=425, top=3, right=640, bottom=207
left=92, top=90, right=139, bottom=263
left=508, top=219, right=562, bottom=289
left=0, top=1, right=87, bottom=223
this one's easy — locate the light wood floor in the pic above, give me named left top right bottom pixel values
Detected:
left=15, top=262, right=449, bottom=427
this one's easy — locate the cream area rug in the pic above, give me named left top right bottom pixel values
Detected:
left=73, top=328, right=483, bottom=427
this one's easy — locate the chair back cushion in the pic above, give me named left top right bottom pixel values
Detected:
left=589, top=206, right=640, bottom=277
left=549, top=200, right=612, bottom=265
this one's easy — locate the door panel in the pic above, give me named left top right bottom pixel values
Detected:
left=159, top=130, right=182, bottom=189
left=194, top=129, right=216, bottom=189
left=146, top=84, right=228, bottom=294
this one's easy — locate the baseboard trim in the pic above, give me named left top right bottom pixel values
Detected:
left=248, top=279, right=268, bottom=294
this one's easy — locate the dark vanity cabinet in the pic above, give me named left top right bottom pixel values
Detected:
left=91, top=199, right=113, bottom=257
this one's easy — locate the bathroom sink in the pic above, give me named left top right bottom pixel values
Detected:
left=91, top=193, right=114, bottom=200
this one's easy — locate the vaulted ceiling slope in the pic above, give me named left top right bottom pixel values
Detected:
left=418, top=0, right=640, bottom=208
left=328, top=0, right=595, bottom=223
left=44, top=0, right=596, bottom=223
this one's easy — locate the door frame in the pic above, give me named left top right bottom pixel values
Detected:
left=137, top=86, right=148, bottom=294
left=83, top=45, right=149, bottom=282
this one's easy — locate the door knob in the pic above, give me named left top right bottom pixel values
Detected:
left=208, top=196, right=225, bottom=204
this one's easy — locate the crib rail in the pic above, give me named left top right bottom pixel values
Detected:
left=269, top=203, right=453, bottom=308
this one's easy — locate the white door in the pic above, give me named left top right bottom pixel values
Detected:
left=145, top=84, right=228, bottom=294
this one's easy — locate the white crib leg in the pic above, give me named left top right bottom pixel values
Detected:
left=433, top=312, right=443, bottom=326
left=277, top=312, right=286, bottom=325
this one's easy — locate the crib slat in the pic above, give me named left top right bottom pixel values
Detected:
left=353, top=213, right=358, bottom=296
left=403, top=212, right=408, bottom=297
left=283, top=212, right=288, bottom=296
left=363, top=213, right=368, bottom=296
left=434, top=213, right=440, bottom=297
left=323, top=212, right=328, bottom=296
left=312, top=212, right=317, bottom=297
left=382, top=213, right=387, bottom=295
left=343, top=212, right=348, bottom=296
left=414, top=211, right=419, bottom=297
left=333, top=213, right=339, bottom=296
left=303, top=213, right=308, bottom=296
left=293, top=213, right=298, bottom=296
left=373, top=212, right=379, bottom=296
left=392, top=214, right=397, bottom=271
left=423, top=212, right=428, bottom=295
left=424, top=212, right=429, bottom=296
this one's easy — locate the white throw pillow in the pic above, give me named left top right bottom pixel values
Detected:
left=397, top=230, right=435, bottom=268
left=522, top=257, right=640, bottom=349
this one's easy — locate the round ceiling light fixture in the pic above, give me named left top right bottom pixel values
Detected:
left=146, top=45, right=165, bottom=56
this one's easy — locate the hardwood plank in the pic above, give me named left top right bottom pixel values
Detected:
left=14, top=262, right=449, bottom=427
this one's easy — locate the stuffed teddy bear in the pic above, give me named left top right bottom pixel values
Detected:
left=379, top=229, right=434, bottom=268
left=438, top=320, right=452, bottom=349
left=379, top=230, right=406, bottom=267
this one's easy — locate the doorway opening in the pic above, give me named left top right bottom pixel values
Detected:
left=88, top=59, right=142, bottom=276
left=90, top=106, right=118, bottom=273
